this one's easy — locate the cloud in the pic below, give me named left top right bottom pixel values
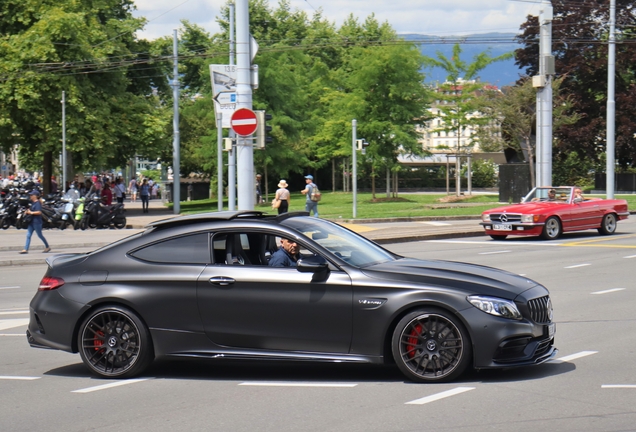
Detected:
left=132, top=0, right=540, bottom=40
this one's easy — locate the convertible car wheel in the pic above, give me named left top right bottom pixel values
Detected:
left=78, top=306, right=154, bottom=378
left=598, top=213, right=617, bottom=235
left=392, top=309, right=471, bottom=383
left=541, top=216, right=562, bottom=240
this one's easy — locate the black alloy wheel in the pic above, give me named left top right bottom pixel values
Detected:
left=78, top=306, right=154, bottom=378
left=541, top=216, right=562, bottom=240
left=392, top=309, right=471, bottom=383
left=598, top=213, right=617, bottom=235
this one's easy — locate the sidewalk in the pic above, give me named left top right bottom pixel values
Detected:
left=0, top=199, right=484, bottom=266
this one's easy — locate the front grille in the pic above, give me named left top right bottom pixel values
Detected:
left=489, top=213, right=522, bottom=223
left=528, top=296, right=552, bottom=324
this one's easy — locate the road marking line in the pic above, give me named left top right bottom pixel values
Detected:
left=406, top=387, right=475, bottom=405
left=564, top=263, right=591, bottom=269
left=0, top=286, right=21, bottom=290
left=0, top=319, right=29, bottom=331
left=72, top=378, right=151, bottom=393
left=552, top=351, right=598, bottom=363
left=418, top=221, right=452, bottom=226
left=0, top=376, right=40, bottom=380
left=0, top=310, right=29, bottom=315
left=239, top=382, right=357, bottom=388
left=624, top=255, right=636, bottom=259
left=478, top=250, right=511, bottom=255
left=427, top=240, right=559, bottom=246
left=591, top=288, right=625, bottom=295
left=602, top=385, right=636, bottom=389
left=0, top=334, right=24, bottom=337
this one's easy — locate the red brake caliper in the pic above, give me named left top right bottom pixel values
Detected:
left=407, top=324, right=422, bottom=358
left=94, top=330, right=105, bottom=351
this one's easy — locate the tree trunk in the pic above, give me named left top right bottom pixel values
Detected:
left=371, top=165, right=376, bottom=199
left=525, top=137, right=536, bottom=188
left=43, top=151, right=52, bottom=195
left=386, top=166, right=390, bottom=198
left=332, top=159, right=336, bottom=192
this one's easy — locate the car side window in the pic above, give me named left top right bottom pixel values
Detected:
left=130, top=233, right=210, bottom=264
left=212, top=232, right=276, bottom=266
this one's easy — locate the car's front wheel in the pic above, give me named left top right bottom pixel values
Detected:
left=391, top=309, right=471, bottom=383
left=541, top=216, right=562, bottom=240
left=598, top=213, right=617, bottom=235
left=78, top=306, right=154, bottom=378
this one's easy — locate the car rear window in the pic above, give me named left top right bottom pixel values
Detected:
left=130, top=233, right=210, bottom=264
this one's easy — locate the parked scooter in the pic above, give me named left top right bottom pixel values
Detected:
left=79, top=195, right=126, bottom=230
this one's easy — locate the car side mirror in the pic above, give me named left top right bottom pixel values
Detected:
left=297, top=255, right=328, bottom=273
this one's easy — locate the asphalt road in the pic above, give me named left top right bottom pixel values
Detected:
left=1, top=219, right=636, bottom=431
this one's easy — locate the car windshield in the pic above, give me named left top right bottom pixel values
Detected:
left=281, top=217, right=396, bottom=268
left=522, top=187, right=572, bottom=203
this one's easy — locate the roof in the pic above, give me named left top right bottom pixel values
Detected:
left=146, top=210, right=310, bottom=229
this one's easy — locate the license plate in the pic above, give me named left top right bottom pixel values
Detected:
left=547, top=322, right=556, bottom=338
left=493, top=224, right=512, bottom=231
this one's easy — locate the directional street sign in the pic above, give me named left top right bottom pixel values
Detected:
left=210, top=64, right=237, bottom=128
left=230, top=108, right=258, bottom=136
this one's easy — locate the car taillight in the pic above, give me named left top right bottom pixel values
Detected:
left=38, top=276, right=65, bottom=291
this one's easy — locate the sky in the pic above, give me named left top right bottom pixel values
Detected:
left=132, top=0, right=545, bottom=41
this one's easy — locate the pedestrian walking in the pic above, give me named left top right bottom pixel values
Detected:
left=300, top=174, right=319, bottom=217
left=19, top=190, right=51, bottom=254
left=139, top=178, right=150, bottom=213
left=114, top=178, right=126, bottom=204
left=273, top=179, right=290, bottom=214
left=128, top=177, right=138, bottom=202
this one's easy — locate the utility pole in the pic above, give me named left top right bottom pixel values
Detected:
left=61, top=91, right=66, bottom=192
left=172, top=29, right=181, bottom=214
left=606, top=0, right=616, bottom=198
left=534, top=0, right=554, bottom=187
left=352, top=119, right=357, bottom=218
left=235, top=0, right=254, bottom=210
left=228, top=3, right=236, bottom=211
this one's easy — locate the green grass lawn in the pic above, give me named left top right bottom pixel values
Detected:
left=168, top=191, right=636, bottom=220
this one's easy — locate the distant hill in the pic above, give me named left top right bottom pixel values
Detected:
left=401, top=33, right=526, bottom=87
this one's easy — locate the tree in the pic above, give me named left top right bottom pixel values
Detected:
left=0, top=0, right=170, bottom=191
left=515, top=0, right=636, bottom=170
left=423, top=44, right=512, bottom=195
left=479, top=77, right=581, bottom=187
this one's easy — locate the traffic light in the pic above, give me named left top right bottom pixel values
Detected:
left=255, top=110, right=272, bottom=148
left=356, top=139, right=369, bottom=154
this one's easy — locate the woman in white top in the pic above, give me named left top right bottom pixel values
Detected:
left=275, top=179, right=290, bottom=214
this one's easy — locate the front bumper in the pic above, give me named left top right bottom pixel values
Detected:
left=480, top=222, right=544, bottom=237
left=460, top=307, right=557, bottom=369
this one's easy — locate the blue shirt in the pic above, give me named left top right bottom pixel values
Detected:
left=268, top=247, right=298, bottom=267
left=29, top=200, right=43, bottom=225
left=305, top=183, right=316, bottom=202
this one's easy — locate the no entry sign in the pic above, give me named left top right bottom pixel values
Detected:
left=230, top=108, right=258, bottom=136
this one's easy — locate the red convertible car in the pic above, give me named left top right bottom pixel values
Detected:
left=481, top=187, right=629, bottom=240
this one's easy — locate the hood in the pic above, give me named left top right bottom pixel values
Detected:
left=483, top=202, right=565, bottom=214
left=361, top=258, right=537, bottom=299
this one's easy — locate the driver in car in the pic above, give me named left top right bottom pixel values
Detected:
left=269, top=238, right=301, bottom=267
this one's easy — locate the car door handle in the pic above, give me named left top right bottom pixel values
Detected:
left=209, top=276, right=235, bottom=286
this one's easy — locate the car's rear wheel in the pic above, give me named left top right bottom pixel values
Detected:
left=598, top=213, right=617, bottom=235
left=490, top=235, right=507, bottom=240
left=78, top=306, right=154, bottom=378
left=391, top=309, right=471, bottom=383
left=541, top=216, right=562, bottom=240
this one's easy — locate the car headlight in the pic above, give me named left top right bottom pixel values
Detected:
left=520, top=214, right=540, bottom=223
left=481, top=214, right=491, bottom=222
left=467, top=295, right=522, bottom=320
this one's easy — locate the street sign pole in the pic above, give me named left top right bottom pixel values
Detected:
left=217, top=113, right=223, bottom=211
left=229, top=3, right=236, bottom=211
left=172, top=29, right=181, bottom=214
left=352, top=119, right=357, bottom=219
left=62, top=91, right=66, bottom=192
left=236, top=0, right=254, bottom=210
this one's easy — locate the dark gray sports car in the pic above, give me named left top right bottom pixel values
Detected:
left=27, top=211, right=557, bottom=382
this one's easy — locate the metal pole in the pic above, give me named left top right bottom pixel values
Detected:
left=217, top=113, right=223, bottom=211
left=467, top=154, right=472, bottom=195
left=62, top=91, right=66, bottom=192
left=538, top=0, right=553, bottom=187
left=228, top=3, right=237, bottom=210
left=352, top=119, right=357, bottom=218
left=606, top=0, right=616, bottom=198
left=172, top=29, right=181, bottom=214
left=236, top=0, right=254, bottom=210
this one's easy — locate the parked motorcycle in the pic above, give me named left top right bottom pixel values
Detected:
left=79, top=195, right=126, bottom=230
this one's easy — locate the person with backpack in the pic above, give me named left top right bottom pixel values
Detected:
left=300, top=174, right=320, bottom=217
